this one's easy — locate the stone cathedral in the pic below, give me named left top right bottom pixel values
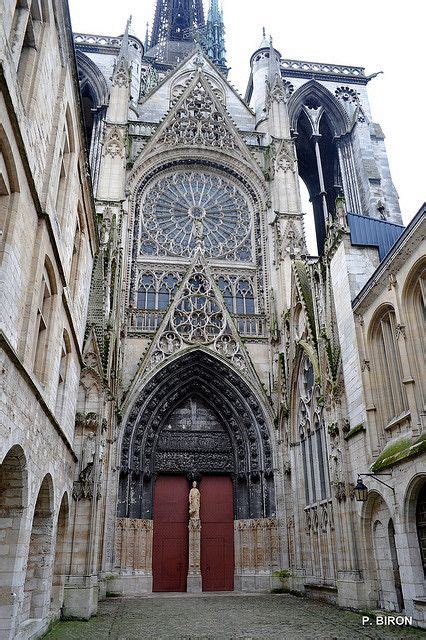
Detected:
left=0, top=0, right=425, bottom=637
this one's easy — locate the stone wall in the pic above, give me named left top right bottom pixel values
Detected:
left=0, top=0, right=97, bottom=637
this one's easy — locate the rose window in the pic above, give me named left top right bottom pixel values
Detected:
left=139, top=171, right=253, bottom=261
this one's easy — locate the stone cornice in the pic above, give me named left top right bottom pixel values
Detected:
left=281, top=59, right=367, bottom=85
left=73, top=32, right=144, bottom=56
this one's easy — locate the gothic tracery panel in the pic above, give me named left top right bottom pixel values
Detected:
left=297, top=357, right=330, bottom=506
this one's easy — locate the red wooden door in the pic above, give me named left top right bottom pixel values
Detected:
left=200, top=476, right=234, bottom=591
left=152, top=476, right=188, bottom=592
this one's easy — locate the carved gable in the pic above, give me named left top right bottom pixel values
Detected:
left=158, top=78, right=237, bottom=150
left=124, top=251, right=264, bottom=405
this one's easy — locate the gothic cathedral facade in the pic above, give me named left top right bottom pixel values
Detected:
left=0, top=0, right=425, bottom=637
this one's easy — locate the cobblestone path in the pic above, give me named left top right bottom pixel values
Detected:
left=43, top=593, right=425, bottom=639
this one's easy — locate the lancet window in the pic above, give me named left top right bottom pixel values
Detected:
left=217, top=276, right=256, bottom=315
left=370, top=306, right=407, bottom=427
left=137, top=273, right=180, bottom=311
left=33, top=260, right=56, bottom=382
left=297, top=357, right=329, bottom=505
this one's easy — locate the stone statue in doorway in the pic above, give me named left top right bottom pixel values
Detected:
left=189, top=481, right=200, bottom=519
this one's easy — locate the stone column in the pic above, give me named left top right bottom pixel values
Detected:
left=187, top=518, right=202, bottom=593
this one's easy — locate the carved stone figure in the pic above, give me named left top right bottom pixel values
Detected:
left=189, top=481, right=201, bottom=519
left=81, top=432, right=96, bottom=479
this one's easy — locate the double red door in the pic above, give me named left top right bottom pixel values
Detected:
left=152, top=475, right=234, bottom=592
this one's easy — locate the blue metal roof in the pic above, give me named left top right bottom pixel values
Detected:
left=347, top=212, right=405, bottom=261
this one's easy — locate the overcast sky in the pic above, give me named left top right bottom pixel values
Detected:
left=69, top=0, right=424, bottom=227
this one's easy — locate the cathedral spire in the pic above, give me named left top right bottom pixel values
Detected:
left=144, top=22, right=150, bottom=51
left=150, top=0, right=205, bottom=48
left=206, top=0, right=228, bottom=75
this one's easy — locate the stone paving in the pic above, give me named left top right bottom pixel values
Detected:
left=43, top=593, right=426, bottom=640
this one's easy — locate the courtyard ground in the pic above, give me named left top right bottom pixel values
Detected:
left=43, top=593, right=425, bottom=639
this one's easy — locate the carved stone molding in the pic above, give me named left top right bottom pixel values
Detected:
left=159, top=80, right=236, bottom=150
left=304, top=501, right=334, bottom=534
left=234, top=518, right=279, bottom=573
left=112, top=58, right=130, bottom=88
left=115, top=518, right=153, bottom=572
left=102, top=125, right=126, bottom=158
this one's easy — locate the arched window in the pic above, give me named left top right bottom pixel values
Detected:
left=407, top=264, right=426, bottom=403
left=136, top=272, right=180, bottom=315
left=81, top=84, right=96, bottom=149
left=33, top=259, right=57, bottom=382
left=371, top=306, right=407, bottom=426
left=297, top=357, right=329, bottom=505
left=69, top=204, right=84, bottom=298
left=0, top=125, right=20, bottom=239
left=218, top=276, right=233, bottom=312
left=416, top=482, right=426, bottom=577
left=236, top=280, right=255, bottom=315
left=56, top=330, right=71, bottom=418
left=12, top=0, right=49, bottom=102
left=137, top=274, right=156, bottom=310
left=158, top=274, right=179, bottom=310
left=294, top=106, right=342, bottom=254
left=288, top=82, right=354, bottom=255
left=217, top=277, right=255, bottom=315
left=413, top=267, right=426, bottom=356
left=55, top=107, right=75, bottom=224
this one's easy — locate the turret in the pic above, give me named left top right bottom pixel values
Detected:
left=265, top=37, right=290, bottom=138
left=97, top=17, right=131, bottom=201
left=250, top=28, right=272, bottom=129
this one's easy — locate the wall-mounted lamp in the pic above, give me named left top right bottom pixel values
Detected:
left=354, top=473, right=394, bottom=502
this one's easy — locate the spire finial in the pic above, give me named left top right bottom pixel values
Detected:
left=262, top=26, right=266, bottom=38
left=144, top=21, right=149, bottom=50
left=119, top=15, right=131, bottom=59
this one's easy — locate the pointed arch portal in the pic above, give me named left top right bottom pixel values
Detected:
left=119, top=351, right=275, bottom=521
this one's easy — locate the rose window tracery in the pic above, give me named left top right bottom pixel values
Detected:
left=139, top=171, right=253, bottom=261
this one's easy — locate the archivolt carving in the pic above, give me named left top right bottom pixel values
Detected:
left=119, top=351, right=275, bottom=520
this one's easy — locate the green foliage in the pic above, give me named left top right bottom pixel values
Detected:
left=298, top=340, right=320, bottom=382
left=263, top=145, right=274, bottom=181
left=273, top=568, right=292, bottom=583
left=371, top=435, right=426, bottom=472
left=293, top=261, right=317, bottom=343
left=344, top=423, right=365, bottom=441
